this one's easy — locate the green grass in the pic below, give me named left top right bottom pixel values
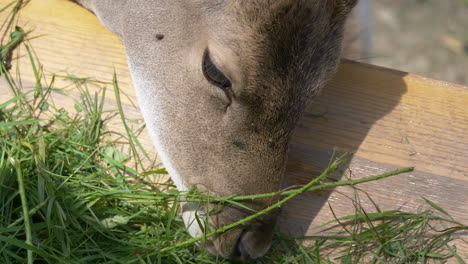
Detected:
left=1, top=1, right=467, bottom=263
left=0, top=39, right=209, bottom=263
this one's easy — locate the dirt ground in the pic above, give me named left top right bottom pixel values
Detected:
left=365, top=0, right=468, bottom=85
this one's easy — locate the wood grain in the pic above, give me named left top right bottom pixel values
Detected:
left=1, top=0, right=467, bottom=259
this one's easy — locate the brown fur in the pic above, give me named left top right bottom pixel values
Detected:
left=71, top=0, right=358, bottom=260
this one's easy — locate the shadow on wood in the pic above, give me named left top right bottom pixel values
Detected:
left=280, top=60, right=408, bottom=237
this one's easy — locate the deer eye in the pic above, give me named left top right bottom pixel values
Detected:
left=202, top=49, right=232, bottom=91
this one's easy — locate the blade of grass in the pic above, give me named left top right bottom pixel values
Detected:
left=422, top=197, right=457, bottom=223
left=0, top=119, right=41, bottom=128
left=446, top=244, right=465, bottom=264
left=0, top=235, right=56, bottom=260
left=0, top=90, right=32, bottom=109
left=0, top=1, right=16, bottom=14
left=9, top=157, right=33, bottom=264
left=112, top=72, right=150, bottom=169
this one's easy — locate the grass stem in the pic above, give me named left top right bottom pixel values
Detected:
left=159, top=157, right=414, bottom=253
left=10, top=157, right=33, bottom=264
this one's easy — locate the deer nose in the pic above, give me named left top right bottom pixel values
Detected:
left=231, top=221, right=277, bottom=260
left=201, top=202, right=280, bottom=259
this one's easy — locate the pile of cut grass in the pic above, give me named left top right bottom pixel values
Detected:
left=1, top=1, right=467, bottom=263
left=0, top=41, right=214, bottom=264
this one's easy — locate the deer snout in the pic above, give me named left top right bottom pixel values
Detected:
left=182, top=201, right=279, bottom=260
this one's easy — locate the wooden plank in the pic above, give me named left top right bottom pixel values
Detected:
left=1, top=0, right=467, bottom=258
left=283, top=61, right=467, bottom=257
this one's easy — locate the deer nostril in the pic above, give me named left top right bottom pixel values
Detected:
left=234, top=226, right=275, bottom=260
left=234, top=229, right=254, bottom=261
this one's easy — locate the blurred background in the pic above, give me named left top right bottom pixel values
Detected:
left=355, top=0, right=468, bottom=85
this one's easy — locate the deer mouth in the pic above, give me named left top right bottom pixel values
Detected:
left=182, top=200, right=279, bottom=260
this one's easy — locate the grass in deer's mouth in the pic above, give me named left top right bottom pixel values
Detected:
left=1, top=1, right=466, bottom=263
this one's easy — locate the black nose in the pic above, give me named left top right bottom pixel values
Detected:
left=237, top=237, right=256, bottom=261
left=236, top=230, right=255, bottom=261
left=231, top=221, right=277, bottom=261
left=229, top=229, right=257, bottom=261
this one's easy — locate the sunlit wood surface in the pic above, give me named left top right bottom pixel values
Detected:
left=1, top=0, right=467, bottom=259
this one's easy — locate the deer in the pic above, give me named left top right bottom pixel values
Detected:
left=70, top=0, right=362, bottom=260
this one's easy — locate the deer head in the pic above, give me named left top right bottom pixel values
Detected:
left=74, top=0, right=358, bottom=260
